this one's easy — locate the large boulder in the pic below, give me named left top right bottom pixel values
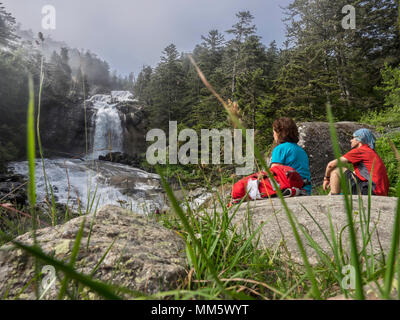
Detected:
left=229, top=196, right=398, bottom=265
left=0, top=205, right=187, bottom=300
left=297, top=122, right=376, bottom=190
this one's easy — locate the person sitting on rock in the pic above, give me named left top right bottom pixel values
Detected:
left=323, top=128, right=389, bottom=196
left=270, top=117, right=312, bottom=195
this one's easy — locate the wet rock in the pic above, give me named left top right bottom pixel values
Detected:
left=185, top=188, right=214, bottom=210
left=0, top=174, right=27, bottom=206
left=99, top=152, right=142, bottom=168
left=0, top=205, right=187, bottom=300
left=90, top=161, right=166, bottom=214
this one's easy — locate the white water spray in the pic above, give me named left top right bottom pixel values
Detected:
left=89, top=91, right=135, bottom=159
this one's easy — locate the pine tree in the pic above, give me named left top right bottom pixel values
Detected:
left=0, top=3, right=17, bottom=48
left=225, top=11, right=257, bottom=97
left=148, top=44, right=185, bottom=130
left=49, top=49, right=72, bottom=97
left=134, top=65, right=152, bottom=105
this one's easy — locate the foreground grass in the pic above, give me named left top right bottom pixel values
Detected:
left=156, top=200, right=340, bottom=300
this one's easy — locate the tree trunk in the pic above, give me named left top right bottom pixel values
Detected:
left=323, top=54, right=332, bottom=106
left=335, top=45, right=352, bottom=108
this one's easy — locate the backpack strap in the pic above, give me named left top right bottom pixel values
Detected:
left=357, top=161, right=376, bottom=192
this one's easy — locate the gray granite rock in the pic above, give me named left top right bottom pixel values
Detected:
left=0, top=205, right=187, bottom=300
left=229, top=196, right=398, bottom=265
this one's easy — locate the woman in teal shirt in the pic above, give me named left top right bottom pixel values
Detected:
left=270, top=118, right=312, bottom=195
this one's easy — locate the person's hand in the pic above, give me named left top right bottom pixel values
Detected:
left=323, top=178, right=330, bottom=191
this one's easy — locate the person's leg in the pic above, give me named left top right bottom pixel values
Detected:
left=330, top=168, right=355, bottom=194
left=329, top=168, right=343, bottom=194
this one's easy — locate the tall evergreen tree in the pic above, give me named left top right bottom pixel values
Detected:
left=149, top=44, right=185, bottom=130
left=134, top=65, right=153, bottom=105
left=49, top=48, right=72, bottom=97
left=0, top=3, right=17, bottom=48
left=225, top=11, right=257, bottom=97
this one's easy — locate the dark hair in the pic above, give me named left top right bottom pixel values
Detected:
left=272, top=117, right=299, bottom=144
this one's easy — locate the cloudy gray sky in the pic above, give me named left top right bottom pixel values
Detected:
left=2, top=0, right=292, bottom=76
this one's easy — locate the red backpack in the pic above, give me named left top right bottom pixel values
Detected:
left=230, top=165, right=306, bottom=206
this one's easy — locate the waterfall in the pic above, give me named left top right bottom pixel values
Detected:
left=88, top=91, right=135, bottom=159
left=8, top=91, right=166, bottom=215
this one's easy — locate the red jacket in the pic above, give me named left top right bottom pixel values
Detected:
left=343, top=145, right=389, bottom=196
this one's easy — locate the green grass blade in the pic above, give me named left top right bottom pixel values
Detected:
left=27, top=76, right=36, bottom=216
left=383, top=196, right=400, bottom=299
left=13, top=276, right=37, bottom=300
left=58, top=217, right=87, bottom=299
left=86, top=204, right=99, bottom=250
left=327, top=209, right=343, bottom=275
left=300, top=203, right=335, bottom=253
left=90, top=239, right=116, bottom=277
left=27, top=75, right=40, bottom=299
left=226, top=220, right=269, bottom=273
left=327, top=104, right=364, bottom=300
left=185, top=240, right=198, bottom=271
left=11, top=240, right=122, bottom=300
left=156, top=166, right=233, bottom=299
left=397, top=251, right=400, bottom=300
left=295, top=217, right=342, bottom=285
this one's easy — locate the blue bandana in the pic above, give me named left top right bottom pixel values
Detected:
left=353, top=128, right=376, bottom=150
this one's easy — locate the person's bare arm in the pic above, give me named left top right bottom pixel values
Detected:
left=324, top=157, right=349, bottom=178
left=323, top=157, right=349, bottom=191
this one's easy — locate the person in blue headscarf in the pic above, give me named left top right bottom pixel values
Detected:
left=353, top=128, right=376, bottom=150
left=323, top=128, right=389, bottom=196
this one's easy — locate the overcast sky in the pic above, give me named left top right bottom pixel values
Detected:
left=2, top=0, right=292, bottom=76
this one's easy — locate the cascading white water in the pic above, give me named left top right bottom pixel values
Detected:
left=89, top=93, right=124, bottom=159
left=10, top=159, right=164, bottom=215
left=89, top=91, right=136, bottom=159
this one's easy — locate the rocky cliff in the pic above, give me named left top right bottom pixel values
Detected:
left=40, top=98, right=96, bottom=158
left=116, top=100, right=148, bottom=158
